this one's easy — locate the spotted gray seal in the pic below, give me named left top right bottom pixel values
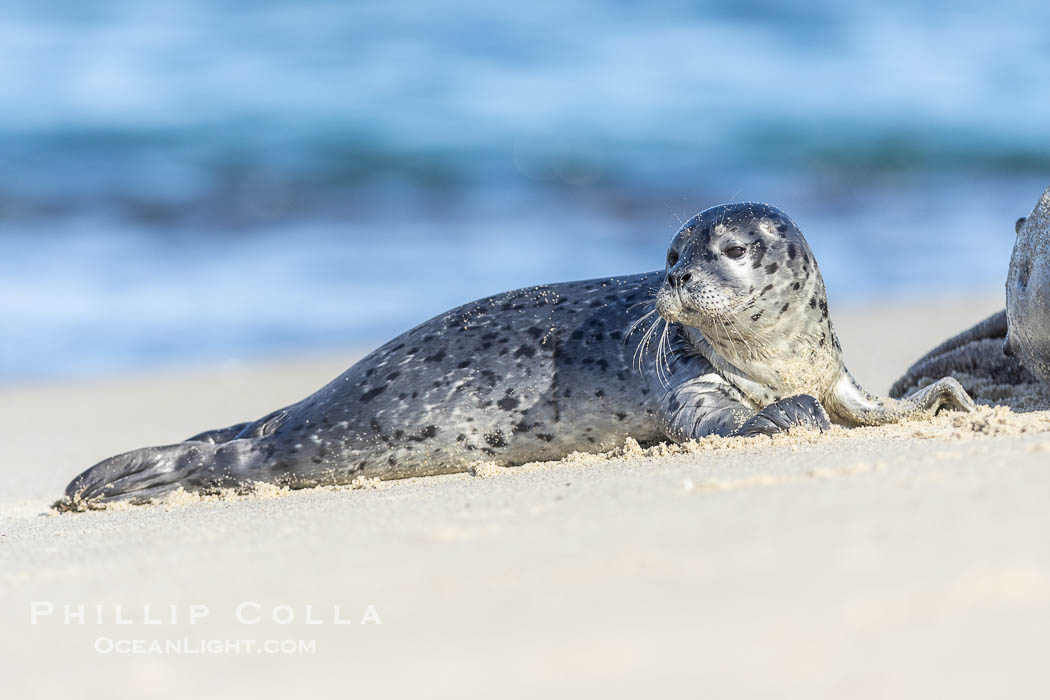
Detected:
left=891, top=186, right=1050, bottom=403
left=59, top=202, right=974, bottom=509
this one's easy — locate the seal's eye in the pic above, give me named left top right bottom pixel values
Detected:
left=723, top=246, right=746, bottom=259
left=667, top=250, right=679, bottom=266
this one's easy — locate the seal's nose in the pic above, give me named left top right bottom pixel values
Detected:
left=666, top=270, right=692, bottom=287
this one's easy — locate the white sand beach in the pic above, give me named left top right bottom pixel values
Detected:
left=6, top=292, right=1050, bottom=699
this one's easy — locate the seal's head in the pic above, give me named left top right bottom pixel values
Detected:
left=656, top=203, right=822, bottom=331
left=654, top=201, right=843, bottom=397
left=1006, top=186, right=1050, bottom=385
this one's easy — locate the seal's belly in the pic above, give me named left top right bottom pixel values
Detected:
left=259, top=273, right=666, bottom=479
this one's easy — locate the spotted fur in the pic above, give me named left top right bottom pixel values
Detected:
left=60, top=203, right=974, bottom=508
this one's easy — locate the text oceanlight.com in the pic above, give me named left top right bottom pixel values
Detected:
left=94, top=637, right=318, bottom=655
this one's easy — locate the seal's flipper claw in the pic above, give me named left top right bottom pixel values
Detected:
left=907, top=377, right=976, bottom=415
left=732, top=394, right=831, bottom=438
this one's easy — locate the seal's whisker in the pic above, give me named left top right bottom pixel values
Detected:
left=653, top=320, right=667, bottom=386
left=637, top=315, right=663, bottom=373
left=641, top=316, right=661, bottom=353
left=662, top=322, right=675, bottom=384
left=655, top=320, right=668, bottom=385
left=627, top=311, right=659, bottom=363
left=632, top=313, right=661, bottom=371
left=656, top=320, right=674, bottom=387
left=627, top=310, right=659, bottom=366
left=626, top=308, right=657, bottom=338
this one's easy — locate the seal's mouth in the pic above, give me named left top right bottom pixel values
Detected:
left=655, top=282, right=752, bottom=327
left=654, top=285, right=685, bottom=322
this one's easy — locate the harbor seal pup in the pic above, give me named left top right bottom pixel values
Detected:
left=59, top=202, right=974, bottom=509
left=891, top=186, right=1050, bottom=405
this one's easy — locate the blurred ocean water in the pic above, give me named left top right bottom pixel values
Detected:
left=1, top=0, right=1049, bottom=382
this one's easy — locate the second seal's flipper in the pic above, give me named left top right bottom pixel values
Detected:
left=905, top=310, right=1007, bottom=370
left=57, top=440, right=260, bottom=510
left=889, top=310, right=1030, bottom=399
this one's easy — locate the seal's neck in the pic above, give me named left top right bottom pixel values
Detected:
left=684, top=276, right=846, bottom=407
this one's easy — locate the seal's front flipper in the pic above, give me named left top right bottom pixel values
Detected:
left=830, top=368, right=975, bottom=427
left=904, top=376, right=976, bottom=415
left=651, top=328, right=830, bottom=440
left=732, top=395, right=831, bottom=438
left=57, top=440, right=257, bottom=511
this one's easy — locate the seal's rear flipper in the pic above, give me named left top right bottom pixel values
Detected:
left=889, top=310, right=1028, bottom=399
left=56, top=440, right=256, bottom=511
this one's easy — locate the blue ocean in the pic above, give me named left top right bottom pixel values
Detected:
left=2, top=0, right=1049, bottom=383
